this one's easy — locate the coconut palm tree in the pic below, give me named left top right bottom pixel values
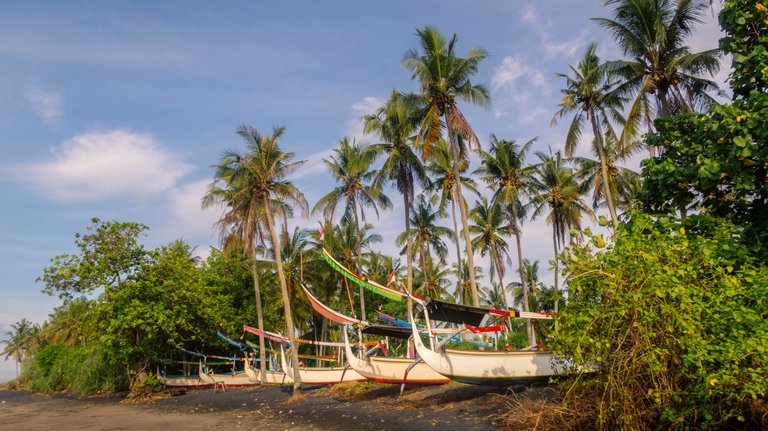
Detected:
left=207, top=125, right=307, bottom=392
left=403, top=26, right=490, bottom=307
left=203, top=135, right=276, bottom=384
left=527, top=148, right=592, bottom=297
left=414, top=254, right=453, bottom=300
left=595, top=0, right=721, bottom=147
left=475, top=135, right=537, bottom=340
left=40, top=298, right=92, bottom=347
left=553, top=42, right=628, bottom=227
left=313, top=138, right=391, bottom=321
left=2, top=319, right=41, bottom=378
left=364, top=90, right=429, bottom=300
left=396, top=195, right=453, bottom=281
left=574, top=133, right=641, bottom=216
left=452, top=259, right=484, bottom=306
left=469, top=197, right=512, bottom=308
left=510, top=259, right=545, bottom=310
left=425, top=139, right=479, bottom=284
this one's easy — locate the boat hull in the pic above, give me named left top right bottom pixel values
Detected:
left=280, top=345, right=366, bottom=385
left=343, top=328, right=449, bottom=385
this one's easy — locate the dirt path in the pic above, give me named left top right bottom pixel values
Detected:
left=0, top=383, right=526, bottom=430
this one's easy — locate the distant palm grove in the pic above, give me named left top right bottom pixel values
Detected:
left=5, top=1, right=768, bottom=429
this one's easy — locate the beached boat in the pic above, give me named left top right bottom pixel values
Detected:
left=342, top=326, right=449, bottom=385
left=243, top=360, right=292, bottom=384
left=157, top=362, right=216, bottom=387
left=407, top=297, right=568, bottom=386
left=280, top=345, right=366, bottom=385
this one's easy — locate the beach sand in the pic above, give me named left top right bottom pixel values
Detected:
left=0, top=382, right=537, bottom=430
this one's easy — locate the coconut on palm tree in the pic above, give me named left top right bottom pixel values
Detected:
left=403, top=26, right=490, bottom=307
left=553, top=42, right=628, bottom=227
left=313, top=137, right=391, bottom=320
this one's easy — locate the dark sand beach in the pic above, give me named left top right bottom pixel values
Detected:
left=0, top=383, right=547, bottom=430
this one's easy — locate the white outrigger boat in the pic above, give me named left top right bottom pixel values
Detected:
left=279, top=344, right=366, bottom=385
left=407, top=296, right=568, bottom=386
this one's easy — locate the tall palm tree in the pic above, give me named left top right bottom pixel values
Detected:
left=475, top=135, right=536, bottom=340
left=425, top=139, right=479, bottom=284
left=403, top=26, right=490, bottom=307
left=527, top=148, right=592, bottom=297
left=452, top=260, right=484, bottom=306
left=595, top=0, right=721, bottom=147
left=396, top=195, right=454, bottom=282
left=313, top=138, right=391, bottom=321
left=413, top=254, right=453, bottom=300
left=553, top=43, right=627, bottom=227
left=574, top=133, right=641, bottom=216
left=2, top=319, right=41, bottom=378
left=364, top=90, right=429, bottom=300
left=510, top=259, right=545, bottom=310
left=469, top=197, right=512, bottom=309
left=203, top=135, right=274, bottom=384
left=208, top=125, right=307, bottom=392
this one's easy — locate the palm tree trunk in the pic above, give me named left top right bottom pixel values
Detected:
left=588, top=108, right=619, bottom=228
left=446, top=126, right=479, bottom=307
left=404, top=189, right=416, bottom=329
left=450, top=193, right=463, bottom=287
left=352, top=198, right=366, bottom=321
left=249, top=247, right=268, bottom=383
left=493, top=251, right=515, bottom=332
left=510, top=207, right=534, bottom=344
left=263, top=197, right=302, bottom=392
left=553, top=231, right=560, bottom=314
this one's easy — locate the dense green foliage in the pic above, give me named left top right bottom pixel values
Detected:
left=553, top=213, right=768, bottom=429
left=719, top=0, right=768, bottom=98
left=22, top=343, right=127, bottom=394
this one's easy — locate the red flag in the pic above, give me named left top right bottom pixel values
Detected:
left=386, top=270, right=396, bottom=285
left=318, top=227, right=325, bottom=241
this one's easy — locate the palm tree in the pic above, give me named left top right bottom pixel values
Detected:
left=2, top=319, right=41, bottom=378
left=364, top=90, right=429, bottom=300
left=574, top=133, right=641, bottom=216
left=553, top=43, right=627, bottom=227
left=313, top=138, right=391, bottom=321
left=40, top=298, right=92, bottom=347
left=469, top=197, right=512, bottom=309
left=527, top=148, right=592, bottom=296
left=475, top=135, right=536, bottom=340
left=396, top=195, right=453, bottom=282
left=203, top=134, right=274, bottom=384
left=595, top=0, right=721, bottom=147
left=425, top=139, right=479, bottom=284
left=207, top=125, right=307, bottom=392
left=413, top=254, right=453, bottom=300
left=403, top=26, right=490, bottom=307
left=510, top=259, right=545, bottom=310
left=452, top=259, right=484, bottom=306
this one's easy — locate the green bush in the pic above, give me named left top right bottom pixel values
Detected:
left=20, top=343, right=128, bottom=394
left=551, top=213, right=768, bottom=429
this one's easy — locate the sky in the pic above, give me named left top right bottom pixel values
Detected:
left=0, top=1, right=727, bottom=383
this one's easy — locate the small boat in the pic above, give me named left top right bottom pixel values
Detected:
left=343, top=325, right=449, bottom=385
left=157, top=362, right=216, bottom=387
left=199, top=360, right=260, bottom=387
left=407, top=297, right=568, bottom=386
left=243, top=360, right=292, bottom=384
left=280, top=345, right=366, bottom=385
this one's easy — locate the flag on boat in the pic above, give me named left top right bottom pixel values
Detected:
left=386, top=271, right=396, bottom=285
left=318, top=226, right=325, bottom=241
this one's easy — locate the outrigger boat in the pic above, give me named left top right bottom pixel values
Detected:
left=321, top=247, right=568, bottom=386
left=157, top=361, right=215, bottom=387
left=279, top=344, right=366, bottom=385
left=407, top=296, right=568, bottom=386
left=299, top=281, right=448, bottom=385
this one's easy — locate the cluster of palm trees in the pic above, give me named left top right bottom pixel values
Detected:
left=201, top=0, right=720, bottom=392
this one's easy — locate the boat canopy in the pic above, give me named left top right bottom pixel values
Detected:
left=420, top=298, right=489, bottom=326
left=361, top=324, right=412, bottom=339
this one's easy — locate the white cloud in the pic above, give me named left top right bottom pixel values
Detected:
left=163, top=178, right=222, bottom=241
left=492, top=57, right=526, bottom=91
left=520, top=3, right=539, bottom=27
left=14, top=129, right=192, bottom=202
left=344, top=96, right=384, bottom=142
left=290, top=147, right=334, bottom=180
left=25, top=85, right=62, bottom=121
left=543, top=32, right=588, bottom=58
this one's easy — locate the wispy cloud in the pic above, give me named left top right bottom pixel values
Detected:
left=344, top=96, right=384, bottom=141
left=12, top=129, right=192, bottom=202
left=25, top=85, right=62, bottom=121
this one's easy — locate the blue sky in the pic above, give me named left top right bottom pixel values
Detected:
left=0, top=1, right=726, bottom=382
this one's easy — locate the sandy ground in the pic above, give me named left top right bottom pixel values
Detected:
left=0, top=383, right=543, bottom=430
